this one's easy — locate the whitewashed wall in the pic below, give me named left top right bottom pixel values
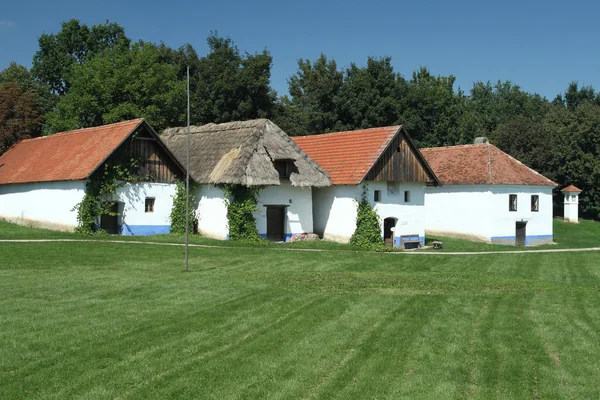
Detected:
left=425, top=185, right=554, bottom=245
left=194, top=185, right=228, bottom=239
left=116, top=182, right=177, bottom=235
left=0, top=180, right=86, bottom=231
left=255, top=183, right=313, bottom=240
left=312, top=182, right=427, bottom=245
left=193, top=183, right=314, bottom=241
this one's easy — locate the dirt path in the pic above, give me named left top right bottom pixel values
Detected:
left=1, top=238, right=600, bottom=255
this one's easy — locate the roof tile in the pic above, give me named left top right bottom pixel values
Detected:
left=420, top=144, right=556, bottom=186
left=0, top=119, right=143, bottom=185
left=291, top=126, right=399, bottom=184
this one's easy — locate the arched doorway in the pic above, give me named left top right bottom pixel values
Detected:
left=383, top=217, right=398, bottom=246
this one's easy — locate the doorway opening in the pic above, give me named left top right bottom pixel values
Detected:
left=383, top=217, right=398, bottom=246
left=100, top=202, right=121, bottom=234
left=266, top=206, right=286, bottom=241
left=515, top=221, right=527, bottom=246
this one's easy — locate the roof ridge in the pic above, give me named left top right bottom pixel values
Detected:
left=298, top=125, right=401, bottom=139
left=22, top=118, right=144, bottom=143
left=421, top=143, right=490, bottom=151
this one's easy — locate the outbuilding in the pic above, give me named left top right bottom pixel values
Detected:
left=161, top=119, right=331, bottom=241
left=293, top=126, right=439, bottom=246
left=0, top=119, right=187, bottom=235
left=421, top=142, right=557, bottom=245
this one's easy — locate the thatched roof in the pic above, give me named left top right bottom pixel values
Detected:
left=160, top=119, right=331, bottom=187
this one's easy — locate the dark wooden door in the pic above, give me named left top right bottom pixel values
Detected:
left=100, top=203, right=120, bottom=234
left=515, top=222, right=527, bottom=246
left=266, top=206, right=285, bottom=241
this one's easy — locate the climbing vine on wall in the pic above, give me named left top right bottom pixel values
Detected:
left=349, top=186, right=385, bottom=250
left=169, top=181, right=196, bottom=234
left=220, top=184, right=265, bottom=244
left=73, top=157, right=143, bottom=235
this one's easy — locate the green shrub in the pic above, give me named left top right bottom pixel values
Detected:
left=169, top=181, right=196, bottom=234
left=349, top=187, right=385, bottom=250
left=221, top=184, right=266, bottom=244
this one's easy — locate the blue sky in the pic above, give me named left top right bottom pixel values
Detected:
left=1, top=0, right=598, bottom=99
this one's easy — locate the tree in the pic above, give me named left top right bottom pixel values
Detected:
left=400, top=67, right=464, bottom=147
left=192, top=33, right=276, bottom=125
left=275, top=54, right=343, bottom=135
left=32, top=19, right=130, bottom=95
left=335, top=57, right=406, bottom=131
left=0, top=82, right=43, bottom=154
left=0, top=62, right=56, bottom=117
left=45, top=41, right=185, bottom=133
left=552, top=81, right=600, bottom=110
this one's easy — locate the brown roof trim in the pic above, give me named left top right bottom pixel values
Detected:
left=561, top=185, right=582, bottom=193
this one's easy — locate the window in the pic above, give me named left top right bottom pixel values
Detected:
left=404, top=191, right=410, bottom=203
left=374, top=190, right=381, bottom=202
left=531, top=195, right=539, bottom=212
left=145, top=197, right=155, bottom=213
left=509, top=194, right=517, bottom=211
left=274, top=160, right=291, bottom=179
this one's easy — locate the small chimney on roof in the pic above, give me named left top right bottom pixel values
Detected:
left=474, top=137, right=489, bottom=144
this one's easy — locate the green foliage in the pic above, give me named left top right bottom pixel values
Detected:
left=169, top=181, right=196, bottom=234
left=32, top=19, right=130, bottom=95
left=191, top=33, right=276, bottom=124
left=73, top=153, right=143, bottom=235
left=0, top=82, right=44, bottom=155
left=221, top=184, right=265, bottom=244
left=46, top=41, right=185, bottom=133
left=349, top=187, right=385, bottom=250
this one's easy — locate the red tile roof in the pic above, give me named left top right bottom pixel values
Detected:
left=561, top=185, right=582, bottom=193
left=0, top=119, right=144, bottom=185
left=420, top=144, right=557, bottom=186
left=291, top=126, right=400, bottom=184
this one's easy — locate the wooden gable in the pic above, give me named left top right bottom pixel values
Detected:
left=102, top=121, right=186, bottom=184
left=363, top=128, right=439, bottom=184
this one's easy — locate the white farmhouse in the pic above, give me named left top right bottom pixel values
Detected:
left=161, top=119, right=331, bottom=241
left=421, top=142, right=557, bottom=245
left=0, top=119, right=187, bottom=235
left=293, top=126, right=439, bottom=247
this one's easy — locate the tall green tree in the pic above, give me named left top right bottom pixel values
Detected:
left=32, top=19, right=130, bottom=95
left=0, top=82, right=44, bottom=154
left=45, top=41, right=185, bottom=133
left=400, top=67, right=464, bottom=147
left=0, top=62, right=56, bottom=115
left=192, top=33, right=276, bottom=125
left=336, top=57, right=406, bottom=131
left=275, top=54, right=343, bottom=136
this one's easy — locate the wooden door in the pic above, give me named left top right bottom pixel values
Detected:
left=100, top=202, right=120, bottom=234
left=266, top=206, right=285, bottom=241
left=515, top=221, right=527, bottom=246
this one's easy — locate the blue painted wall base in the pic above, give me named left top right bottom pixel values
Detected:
left=394, top=236, right=425, bottom=248
left=120, top=225, right=171, bottom=236
left=490, top=234, right=553, bottom=246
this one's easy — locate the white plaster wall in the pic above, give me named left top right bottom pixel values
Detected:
left=488, top=186, right=554, bottom=241
left=312, top=185, right=359, bottom=243
left=425, top=185, right=493, bottom=240
left=195, top=185, right=228, bottom=240
left=424, top=185, right=554, bottom=244
left=0, top=180, right=86, bottom=231
left=116, top=182, right=177, bottom=234
left=564, top=193, right=579, bottom=222
left=312, top=182, right=427, bottom=244
left=255, top=183, right=313, bottom=238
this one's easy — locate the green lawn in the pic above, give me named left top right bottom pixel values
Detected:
left=1, top=220, right=600, bottom=398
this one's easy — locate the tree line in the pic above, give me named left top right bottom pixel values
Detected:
left=2, top=19, right=600, bottom=218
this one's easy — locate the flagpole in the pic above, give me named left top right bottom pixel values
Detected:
left=185, top=66, right=190, bottom=272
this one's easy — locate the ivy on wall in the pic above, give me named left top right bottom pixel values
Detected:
left=220, top=184, right=265, bottom=244
left=73, top=156, right=143, bottom=235
left=169, top=181, right=196, bottom=234
left=349, top=186, right=386, bottom=250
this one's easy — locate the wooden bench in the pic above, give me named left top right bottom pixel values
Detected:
left=432, top=241, right=443, bottom=249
